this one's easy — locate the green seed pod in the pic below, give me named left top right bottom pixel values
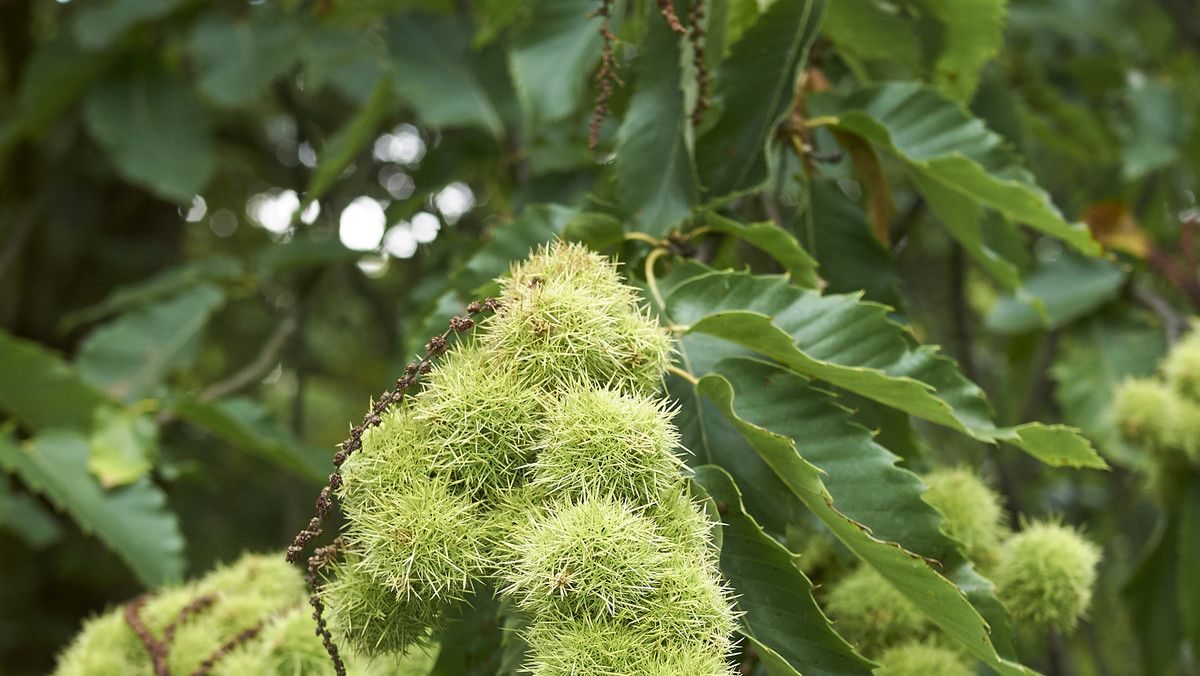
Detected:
left=339, top=407, right=434, bottom=513
left=502, top=497, right=673, bottom=618
left=343, top=476, right=496, bottom=602
left=416, top=344, right=545, bottom=498
left=824, top=565, right=933, bottom=654
left=1162, top=329, right=1200, bottom=403
left=482, top=243, right=672, bottom=394
left=52, top=553, right=420, bottom=676
left=522, top=615, right=735, bottom=676
left=321, top=550, right=444, bottom=656
left=875, top=639, right=970, bottom=676
left=921, top=467, right=1008, bottom=568
left=994, top=520, right=1100, bottom=632
left=1111, top=378, right=1179, bottom=451
left=530, top=385, right=682, bottom=505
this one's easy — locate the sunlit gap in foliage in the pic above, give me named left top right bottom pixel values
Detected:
left=247, top=189, right=319, bottom=236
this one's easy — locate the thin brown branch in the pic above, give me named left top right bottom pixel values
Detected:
left=657, top=0, right=687, bottom=33
left=1130, top=284, right=1185, bottom=345
left=198, top=315, right=298, bottom=402
left=162, top=595, right=216, bottom=646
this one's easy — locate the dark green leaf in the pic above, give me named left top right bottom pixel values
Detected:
left=455, top=204, right=576, bottom=293
left=1123, top=520, right=1183, bottom=675
left=188, top=10, right=309, bottom=107
left=0, top=331, right=110, bottom=434
left=799, top=178, right=900, bottom=306
left=73, top=0, right=188, bottom=49
left=0, top=34, right=115, bottom=150
left=668, top=269, right=1106, bottom=467
left=702, top=213, right=818, bottom=288
left=387, top=14, right=507, bottom=138
left=0, top=427, right=185, bottom=587
left=615, top=10, right=695, bottom=237
left=83, top=62, right=215, bottom=203
left=508, top=0, right=603, bottom=124
left=168, top=396, right=329, bottom=483
left=1, top=489, right=65, bottom=550
left=693, top=465, right=874, bottom=676
left=812, top=83, right=1102, bottom=276
left=75, top=284, right=226, bottom=404
left=304, top=27, right=386, bottom=103
left=693, top=371, right=1032, bottom=674
left=431, top=590, right=506, bottom=675
left=696, top=0, right=827, bottom=196
left=985, top=253, right=1127, bottom=333
left=561, top=212, right=625, bottom=250
left=1180, top=480, right=1200, bottom=657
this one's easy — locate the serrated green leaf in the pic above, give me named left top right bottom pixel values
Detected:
left=60, top=255, right=242, bottom=332
left=1052, top=315, right=1167, bottom=469
left=168, top=396, right=329, bottom=483
left=75, top=284, right=226, bottom=404
left=302, top=77, right=394, bottom=212
left=188, top=10, right=309, bottom=107
left=0, top=331, right=111, bottom=433
left=812, top=83, right=1102, bottom=269
left=388, top=14, right=507, bottom=138
left=0, top=34, right=115, bottom=150
left=83, top=62, right=215, bottom=203
left=454, top=204, right=576, bottom=293
left=694, top=465, right=874, bottom=676
left=701, top=212, right=818, bottom=288
left=821, top=0, right=921, bottom=81
left=508, top=0, right=603, bottom=124
left=692, top=371, right=1034, bottom=675
left=615, top=9, right=695, bottom=237
left=73, top=0, right=188, bottom=49
left=915, top=0, right=1008, bottom=102
left=88, top=406, right=157, bottom=487
left=985, top=252, right=1127, bottom=333
left=696, top=0, right=826, bottom=196
left=668, top=269, right=1106, bottom=467
left=0, top=427, right=184, bottom=587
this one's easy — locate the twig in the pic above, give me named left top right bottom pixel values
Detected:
left=1130, top=284, right=1185, bottom=345
left=304, top=539, right=347, bottom=676
left=657, top=0, right=687, bottom=33
left=198, top=316, right=298, bottom=402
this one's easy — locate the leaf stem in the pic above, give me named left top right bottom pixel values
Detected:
left=645, top=247, right=670, bottom=311
left=666, top=364, right=699, bottom=385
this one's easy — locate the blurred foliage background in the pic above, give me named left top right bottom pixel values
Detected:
left=0, top=0, right=1197, bottom=673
